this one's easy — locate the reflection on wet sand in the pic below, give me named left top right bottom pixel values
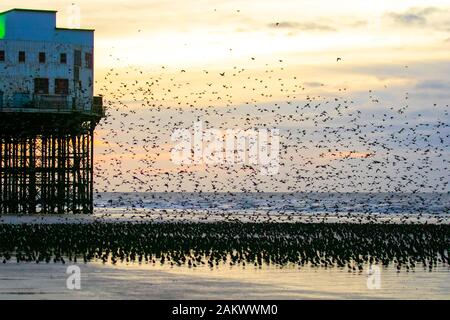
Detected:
left=0, top=262, right=449, bottom=299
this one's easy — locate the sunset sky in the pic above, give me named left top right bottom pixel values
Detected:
left=1, top=1, right=449, bottom=192
left=1, top=1, right=449, bottom=71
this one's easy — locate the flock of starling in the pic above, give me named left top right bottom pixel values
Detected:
left=0, top=222, right=448, bottom=272
left=1, top=31, right=450, bottom=270
left=84, top=52, right=450, bottom=225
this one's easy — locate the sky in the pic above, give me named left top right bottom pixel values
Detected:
left=1, top=1, right=449, bottom=192
left=2, top=1, right=449, bottom=70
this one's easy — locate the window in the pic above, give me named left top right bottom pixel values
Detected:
left=19, top=51, right=25, bottom=63
left=60, top=53, right=67, bottom=64
left=74, top=50, right=81, bottom=66
left=34, top=78, right=49, bottom=94
left=55, top=79, right=69, bottom=95
left=85, top=52, right=93, bottom=69
left=0, top=50, right=4, bottom=62
left=39, top=52, right=46, bottom=63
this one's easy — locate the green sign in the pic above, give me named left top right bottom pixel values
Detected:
left=0, top=14, right=6, bottom=39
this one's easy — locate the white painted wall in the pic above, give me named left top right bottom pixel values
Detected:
left=0, top=9, right=94, bottom=111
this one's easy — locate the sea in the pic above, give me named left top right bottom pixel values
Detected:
left=95, top=192, right=450, bottom=215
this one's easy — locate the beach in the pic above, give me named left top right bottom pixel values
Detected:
left=1, top=193, right=449, bottom=300
left=0, top=215, right=449, bottom=299
left=1, top=261, right=449, bottom=299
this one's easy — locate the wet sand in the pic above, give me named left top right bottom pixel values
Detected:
left=0, top=262, right=449, bottom=299
left=1, top=218, right=449, bottom=299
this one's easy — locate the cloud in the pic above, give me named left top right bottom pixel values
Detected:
left=268, top=21, right=335, bottom=32
left=303, top=82, right=324, bottom=87
left=415, top=80, right=450, bottom=90
left=385, top=7, right=442, bottom=27
left=387, top=13, right=425, bottom=26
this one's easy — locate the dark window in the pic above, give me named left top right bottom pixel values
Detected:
left=74, top=66, right=80, bottom=81
left=55, top=79, right=69, bottom=95
left=60, top=53, right=67, bottom=64
left=74, top=50, right=81, bottom=66
left=34, top=78, right=49, bottom=94
left=19, top=51, right=25, bottom=63
left=85, top=52, right=93, bottom=69
left=0, top=50, right=4, bottom=62
left=39, top=52, right=46, bottom=63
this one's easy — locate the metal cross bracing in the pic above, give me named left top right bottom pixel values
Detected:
left=0, top=112, right=102, bottom=214
left=0, top=130, right=94, bottom=214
